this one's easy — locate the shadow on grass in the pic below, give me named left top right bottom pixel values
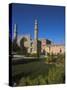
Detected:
left=12, top=62, right=56, bottom=86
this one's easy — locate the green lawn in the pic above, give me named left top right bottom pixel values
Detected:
left=12, top=59, right=65, bottom=86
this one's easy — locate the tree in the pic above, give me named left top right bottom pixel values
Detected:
left=12, top=38, right=20, bottom=52
left=20, top=37, right=27, bottom=55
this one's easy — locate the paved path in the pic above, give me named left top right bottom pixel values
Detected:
left=13, top=55, right=38, bottom=60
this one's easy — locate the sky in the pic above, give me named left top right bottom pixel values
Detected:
left=11, top=3, right=65, bottom=44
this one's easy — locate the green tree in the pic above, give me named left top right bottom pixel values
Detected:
left=20, top=37, right=27, bottom=55
left=12, top=39, right=20, bottom=52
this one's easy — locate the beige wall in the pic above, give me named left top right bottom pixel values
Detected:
left=42, top=45, right=65, bottom=55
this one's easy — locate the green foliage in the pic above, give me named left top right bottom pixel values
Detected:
left=12, top=53, right=65, bottom=86
left=12, top=39, right=18, bottom=52
left=18, top=75, right=48, bottom=86
left=12, top=37, right=28, bottom=55
left=28, top=53, right=38, bottom=57
left=37, top=75, right=47, bottom=85
left=56, top=54, right=65, bottom=64
left=44, top=57, right=49, bottom=63
left=48, top=65, right=65, bottom=84
left=18, top=65, right=65, bottom=86
left=26, top=77, right=39, bottom=85
left=44, top=54, right=65, bottom=64
left=18, top=77, right=26, bottom=86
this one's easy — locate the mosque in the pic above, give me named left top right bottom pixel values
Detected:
left=13, top=19, right=65, bottom=56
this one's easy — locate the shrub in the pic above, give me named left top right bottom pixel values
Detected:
left=18, top=77, right=26, bottom=86
left=48, top=66, right=65, bottom=84
left=29, top=53, right=38, bottom=57
left=37, top=75, right=47, bottom=85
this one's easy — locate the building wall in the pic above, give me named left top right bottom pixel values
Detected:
left=29, top=40, right=41, bottom=55
left=41, top=39, right=51, bottom=53
left=17, top=35, right=65, bottom=55
left=44, top=45, right=65, bottom=55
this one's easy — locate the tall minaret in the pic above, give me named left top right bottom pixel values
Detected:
left=14, top=24, right=17, bottom=42
left=34, top=19, right=38, bottom=40
left=34, top=19, right=38, bottom=54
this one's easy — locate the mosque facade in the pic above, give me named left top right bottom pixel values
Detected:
left=13, top=20, right=65, bottom=55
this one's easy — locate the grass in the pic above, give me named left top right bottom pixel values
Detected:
left=12, top=55, right=65, bottom=86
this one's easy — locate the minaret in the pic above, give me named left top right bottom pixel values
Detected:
left=34, top=19, right=38, bottom=54
left=14, top=24, right=17, bottom=42
left=34, top=19, right=38, bottom=40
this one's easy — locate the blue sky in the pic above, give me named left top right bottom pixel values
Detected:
left=12, top=3, right=65, bottom=44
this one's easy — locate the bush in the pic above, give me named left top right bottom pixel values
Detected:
left=48, top=65, right=65, bottom=84
left=18, top=77, right=26, bottom=86
left=29, top=53, right=38, bottom=57
left=56, top=54, right=65, bottom=64
left=37, top=75, right=47, bottom=85
left=18, top=75, right=48, bottom=86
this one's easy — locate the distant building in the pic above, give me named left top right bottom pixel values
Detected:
left=41, top=39, right=52, bottom=53
left=13, top=20, right=41, bottom=56
left=42, top=44, right=65, bottom=55
left=41, top=38, right=65, bottom=55
left=13, top=19, right=65, bottom=55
